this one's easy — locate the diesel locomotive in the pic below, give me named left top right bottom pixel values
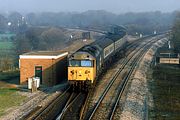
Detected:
left=68, top=25, right=127, bottom=90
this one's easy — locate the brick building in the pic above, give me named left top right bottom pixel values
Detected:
left=19, top=51, right=68, bottom=86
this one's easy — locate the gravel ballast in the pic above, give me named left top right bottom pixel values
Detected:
left=120, top=38, right=168, bottom=120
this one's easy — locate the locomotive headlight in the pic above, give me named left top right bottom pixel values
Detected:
left=70, top=70, right=74, bottom=74
left=85, top=70, right=90, bottom=74
left=79, top=71, right=82, bottom=74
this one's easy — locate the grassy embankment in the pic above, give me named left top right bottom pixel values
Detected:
left=0, top=71, right=25, bottom=117
left=0, top=41, right=14, bottom=49
left=0, top=33, right=15, bottom=50
left=0, top=34, right=26, bottom=117
left=0, top=34, right=17, bottom=71
left=0, top=88, right=26, bottom=116
left=0, top=37, right=15, bottom=57
left=149, top=64, right=180, bottom=119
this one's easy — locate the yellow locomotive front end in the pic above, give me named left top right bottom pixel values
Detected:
left=68, top=52, right=96, bottom=90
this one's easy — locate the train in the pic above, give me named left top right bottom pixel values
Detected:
left=68, top=25, right=127, bottom=90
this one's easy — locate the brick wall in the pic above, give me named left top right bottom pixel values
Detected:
left=20, top=56, right=67, bottom=86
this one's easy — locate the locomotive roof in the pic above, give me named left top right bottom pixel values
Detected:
left=73, top=32, right=126, bottom=58
left=77, top=36, right=114, bottom=55
left=77, top=44, right=101, bottom=57
left=107, top=32, right=126, bottom=41
left=91, top=36, right=114, bottom=49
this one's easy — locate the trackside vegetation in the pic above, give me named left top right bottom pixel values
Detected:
left=149, top=64, right=180, bottom=119
left=0, top=88, right=26, bottom=116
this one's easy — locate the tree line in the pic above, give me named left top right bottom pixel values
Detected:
left=171, top=12, right=180, bottom=53
left=14, top=27, right=69, bottom=55
left=0, top=10, right=178, bottom=71
left=0, top=10, right=177, bottom=35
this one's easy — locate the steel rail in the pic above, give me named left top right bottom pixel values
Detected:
left=32, top=86, right=71, bottom=120
left=87, top=35, right=164, bottom=120
left=109, top=36, right=168, bottom=119
left=88, top=42, right=147, bottom=120
left=56, top=92, right=81, bottom=120
left=109, top=40, right=154, bottom=120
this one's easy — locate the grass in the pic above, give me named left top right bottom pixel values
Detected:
left=149, top=64, right=180, bottom=120
left=0, top=33, right=15, bottom=54
left=0, top=41, right=14, bottom=50
left=0, top=88, right=26, bottom=116
left=0, top=71, right=20, bottom=85
left=0, top=33, right=15, bottom=50
left=0, top=36, right=17, bottom=71
left=0, top=71, right=22, bottom=117
left=0, top=71, right=19, bottom=81
left=0, top=34, right=15, bottom=40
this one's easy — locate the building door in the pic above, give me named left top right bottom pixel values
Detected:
left=35, top=66, right=42, bottom=84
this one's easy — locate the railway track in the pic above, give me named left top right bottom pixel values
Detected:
left=55, top=91, right=87, bottom=120
left=23, top=34, right=167, bottom=120
left=108, top=40, right=155, bottom=120
left=23, top=87, right=72, bottom=120
left=83, top=35, right=166, bottom=120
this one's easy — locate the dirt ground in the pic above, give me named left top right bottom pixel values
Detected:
left=0, top=81, right=18, bottom=88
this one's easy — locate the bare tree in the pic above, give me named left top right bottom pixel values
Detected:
left=171, top=12, right=180, bottom=53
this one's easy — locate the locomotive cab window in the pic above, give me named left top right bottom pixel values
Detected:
left=69, top=60, right=81, bottom=66
left=81, top=60, right=93, bottom=67
left=69, top=60, right=93, bottom=67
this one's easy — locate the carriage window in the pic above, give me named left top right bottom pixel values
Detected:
left=81, top=60, right=93, bottom=67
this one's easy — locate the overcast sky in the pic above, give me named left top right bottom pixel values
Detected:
left=0, top=0, right=179, bottom=14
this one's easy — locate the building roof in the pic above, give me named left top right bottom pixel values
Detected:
left=158, top=53, right=179, bottom=58
left=20, top=51, right=68, bottom=59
